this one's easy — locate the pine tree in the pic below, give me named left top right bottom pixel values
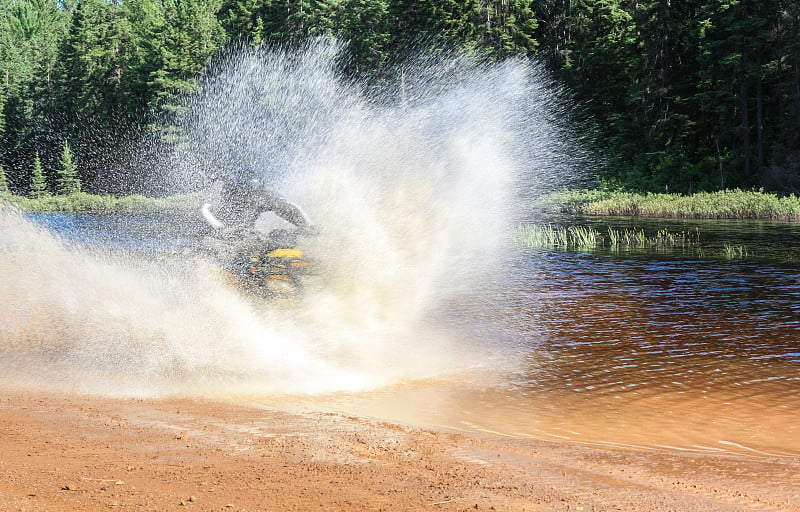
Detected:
left=337, top=0, right=392, bottom=76
left=389, top=0, right=480, bottom=56
left=219, top=0, right=290, bottom=44
left=117, top=0, right=166, bottom=119
left=56, top=140, right=81, bottom=194
left=29, top=152, right=48, bottom=198
left=0, top=80, right=5, bottom=141
left=2, top=0, right=70, bottom=189
left=0, top=163, right=9, bottom=194
left=478, top=0, right=538, bottom=57
left=150, top=0, right=226, bottom=142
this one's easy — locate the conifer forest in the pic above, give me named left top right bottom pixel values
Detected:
left=1, top=0, right=799, bottom=195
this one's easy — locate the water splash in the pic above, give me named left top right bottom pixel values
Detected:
left=0, top=206, right=366, bottom=396
left=0, top=41, right=585, bottom=397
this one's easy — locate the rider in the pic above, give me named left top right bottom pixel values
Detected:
left=200, top=166, right=315, bottom=240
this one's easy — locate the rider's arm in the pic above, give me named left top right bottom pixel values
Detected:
left=200, top=180, right=226, bottom=230
left=201, top=202, right=224, bottom=230
left=276, top=200, right=315, bottom=232
left=263, top=189, right=316, bottom=233
left=273, top=199, right=316, bottom=234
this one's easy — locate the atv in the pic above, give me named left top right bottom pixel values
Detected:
left=203, top=228, right=316, bottom=299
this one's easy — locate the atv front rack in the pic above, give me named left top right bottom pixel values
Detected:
left=239, top=247, right=314, bottom=296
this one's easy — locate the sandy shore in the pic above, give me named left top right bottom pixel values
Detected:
left=0, top=388, right=798, bottom=512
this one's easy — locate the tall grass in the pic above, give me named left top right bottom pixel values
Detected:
left=1, top=192, right=198, bottom=213
left=518, top=224, right=700, bottom=250
left=544, top=189, right=800, bottom=220
left=722, top=243, right=748, bottom=259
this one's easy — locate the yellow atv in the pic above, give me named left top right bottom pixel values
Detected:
left=207, top=228, right=316, bottom=299
left=237, top=245, right=314, bottom=297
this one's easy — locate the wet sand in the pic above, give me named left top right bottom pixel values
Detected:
left=1, top=388, right=798, bottom=511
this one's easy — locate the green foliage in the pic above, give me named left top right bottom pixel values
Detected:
left=1, top=0, right=69, bottom=184
left=149, top=0, right=226, bottom=142
left=29, top=153, right=48, bottom=199
left=6, top=191, right=198, bottom=212
left=479, top=0, right=538, bottom=57
left=0, top=164, right=9, bottom=194
left=388, top=0, right=479, bottom=55
left=1, top=0, right=800, bottom=194
left=56, top=140, right=81, bottom=194
left=337, top=0, right=392, bottom=76
left=219, top=0, right=293, bottom=45
left=533, top=1, right=800, bottom=193
left=546, top=189, right=800, bottom=220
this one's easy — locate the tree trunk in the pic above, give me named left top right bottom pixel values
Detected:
left=715, top=134, right=725, bottom=188
left=795, top=54, right=800, bottom=128
left=756, top=56, right=764, bottom=172
left=738, top=69, right=752, bottom=178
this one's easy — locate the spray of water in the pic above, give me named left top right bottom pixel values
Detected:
left=0, top=40, right=585, bottom=397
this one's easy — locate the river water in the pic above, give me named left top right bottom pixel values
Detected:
left=11, top=212, right=800, bottom=458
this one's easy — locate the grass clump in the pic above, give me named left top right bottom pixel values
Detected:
left=545, top=189, right=800, bottom=220
left=521, top=225, right=598, bottom=249
left=722, top=244, right=748, bottom=259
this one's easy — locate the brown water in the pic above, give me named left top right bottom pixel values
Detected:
left=318, top=251, right=800, bottom=458
left=11, top=213, right=800, bottom=458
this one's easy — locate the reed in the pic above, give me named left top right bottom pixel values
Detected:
left=568, top=225, right=598, bottom=248
left=722, top=243, right=748, bottom=259
left=518, top=224, right=699, bottom=250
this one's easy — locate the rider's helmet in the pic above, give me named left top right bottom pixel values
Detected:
left=228, top=165, right=264, bottom=196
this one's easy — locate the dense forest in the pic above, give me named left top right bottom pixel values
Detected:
left=1, top=0, right=799, bottom=196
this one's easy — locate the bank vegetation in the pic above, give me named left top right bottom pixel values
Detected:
left=0, top=191, right=197, bottom=213
left=544, top=189, right=800, bottom=221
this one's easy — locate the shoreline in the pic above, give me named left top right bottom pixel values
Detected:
left=6, top=189, right=800, bottom=222
left=1, top=388, right=797, bottom=511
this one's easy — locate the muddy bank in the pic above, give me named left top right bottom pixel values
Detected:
left=0, top=389, right=797, bottom=512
